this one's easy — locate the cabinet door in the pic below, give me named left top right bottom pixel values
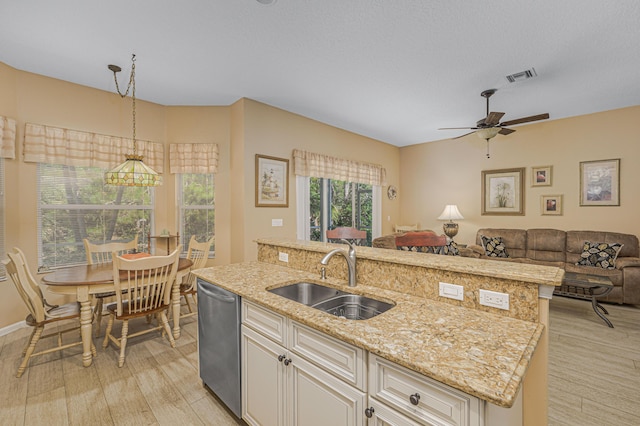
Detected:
left=288, top=354, right=366, bottom=426
left=366, top=399, right=423, bottom=426
left=242, top=325, right=287, bottom=426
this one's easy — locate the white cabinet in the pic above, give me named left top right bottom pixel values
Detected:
left=365, top=398, right=424, bottom=426
left=368, top=355, right=484, bottom=426
left=242, top=301, right=366, bottom=426
left=242, top=325, right=287, bottom=426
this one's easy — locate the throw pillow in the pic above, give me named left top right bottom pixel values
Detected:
left=442, top=240, right=460, bottom=256
left=576, top=241, right=623, bottom=269
left=480, top=235, right=509, bottom=258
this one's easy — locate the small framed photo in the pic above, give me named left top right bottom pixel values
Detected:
left=481, top=167, right=525, bottom=215
left=541, top=195, right=563, bottom=215
left=255, top=154, right=289, bottom=207
left=532, top=165, right=552, bottom=187
left=580, top=159, right=620, bottom=206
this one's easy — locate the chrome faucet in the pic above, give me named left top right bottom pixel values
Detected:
left=320, top=239, right=357, bottom=287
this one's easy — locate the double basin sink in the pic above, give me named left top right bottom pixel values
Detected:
left=268, top=282, right=394, bottom=320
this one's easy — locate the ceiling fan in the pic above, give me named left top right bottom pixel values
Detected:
left=439, top=89, right=549, bottom=157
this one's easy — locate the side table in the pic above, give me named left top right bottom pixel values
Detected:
left=554, top=272, right=614, bottom=328
left=149, top=233, right=180, bottom=255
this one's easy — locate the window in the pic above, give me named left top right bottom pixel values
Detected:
left=177, top=173, right=215, bottom=256
left=298, top=176, right=381, bottom=246
left=38, top=164, right=153, bottom=269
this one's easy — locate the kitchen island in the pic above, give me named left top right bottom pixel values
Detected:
left=194, top=238, right=561, bottom=425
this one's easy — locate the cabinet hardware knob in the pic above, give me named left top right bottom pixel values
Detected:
left=409, top=393, right=420, bottom=405
left=278, top=355, right=285, bottom=362
left=364, top=407, right=375, bottom=418
left=283, top=358, right=292, bottom=366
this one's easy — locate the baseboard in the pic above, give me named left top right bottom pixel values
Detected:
left=0, top=321, right=27, bottom=337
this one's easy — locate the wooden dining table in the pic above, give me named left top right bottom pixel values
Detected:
left=42, top=257, right=193, bottom=367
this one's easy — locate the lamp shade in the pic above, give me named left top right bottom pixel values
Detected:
left=437, top=205, right=464, bottom=221
left=105, top=155, right=162, bottom=186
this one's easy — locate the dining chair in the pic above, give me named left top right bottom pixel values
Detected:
left=178, top=236, right=214, bottom=318
left=395, top=231, right=448, bottom=254
left=326, top=227, right=368, bottom=246
left=83, top=235, right=139, bottom=337
left=102, top=246, right=182, bottom=367
left=4, top=247, right=95, bottom=377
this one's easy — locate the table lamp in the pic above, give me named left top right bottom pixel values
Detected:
left=437, top=205, right=464, bottom=239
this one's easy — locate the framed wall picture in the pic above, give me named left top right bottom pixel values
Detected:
left=579, top=159, right=620, bottom=206
left=532, top=165, right=552, bottom=186
left=541, top=195, right=563, bottom=215
left=481, top=168, right=525, bottom=215
left=255, top=154, right=289, bottom=207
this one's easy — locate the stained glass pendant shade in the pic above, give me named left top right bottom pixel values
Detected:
left=105, top=54, right=162, bottom=187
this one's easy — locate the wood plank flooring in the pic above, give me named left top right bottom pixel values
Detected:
left=1, top=298, right=638, bottom=425
left=548, top=296, right=640, bottom=426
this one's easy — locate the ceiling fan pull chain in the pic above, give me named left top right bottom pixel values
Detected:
left=486, top=138, right=491, bottom=158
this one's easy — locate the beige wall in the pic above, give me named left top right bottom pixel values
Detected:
left=0, top=64, right=400, bottom=328
left=399, top=106, right=640, bottom=245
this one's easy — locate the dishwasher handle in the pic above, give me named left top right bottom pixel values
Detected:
left=198, top=281, right=237, bottom=303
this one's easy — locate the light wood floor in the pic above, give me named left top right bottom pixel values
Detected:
left=1, top=298, right=638, bottom=425
left=548, top=296, right=640, bottom=426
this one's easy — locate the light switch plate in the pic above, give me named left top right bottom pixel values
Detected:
left=479, top=289, right=509, bottom=310
left=439, top=282, right=464, bottom=301
left=278, top=252, right=289, bottom=262
left=272, top=219, right=283, bottom=227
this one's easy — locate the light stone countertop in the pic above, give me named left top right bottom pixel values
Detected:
left=194, top=261, right=544, bottom=408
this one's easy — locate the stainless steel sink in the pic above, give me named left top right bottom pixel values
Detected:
left=267, top=282, right=394, bottom=320
left=312, top=294, right=394, bottom=320
left=268, top=282, right=348, bottom=306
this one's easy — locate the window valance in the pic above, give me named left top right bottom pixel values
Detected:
left=292, top=149, right=386, bottom=186
left=23, top=123, right=164, bottom=173
left=169, top=143, right=219, bottom=174
left=0, top=116, right=16, bottom=159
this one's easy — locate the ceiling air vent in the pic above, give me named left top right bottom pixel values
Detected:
left=506, top=68, right=537, bottom=83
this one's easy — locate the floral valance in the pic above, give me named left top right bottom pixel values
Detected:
left=169, top=143, right=219, bottom=174
left=23, top=123, right=164, bottom=172
left=0, top=116, right=16, bottom=159
left=292, top=149, right=386, bottom=186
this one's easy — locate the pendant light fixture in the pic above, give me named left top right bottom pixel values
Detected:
left=105, top=54, right=162, bottom=186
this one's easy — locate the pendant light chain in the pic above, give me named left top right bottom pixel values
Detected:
left=113, top=54, right=138, bottom=157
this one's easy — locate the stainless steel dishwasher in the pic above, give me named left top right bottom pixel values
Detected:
left=197, top=278, right=241, bottom=418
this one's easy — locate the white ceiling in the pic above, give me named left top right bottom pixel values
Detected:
left=1, top=0, right=639, bottom=146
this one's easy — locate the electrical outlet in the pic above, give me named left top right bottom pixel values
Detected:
left=479, top=289, right=509, bottom=310
left=439, top=282, right=464, bottom=301
left=278, top=252, right=289, bottom=263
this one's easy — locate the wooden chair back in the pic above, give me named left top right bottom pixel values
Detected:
left=84, top=235, right=139, bottom=265
left=111, top=246, right=181, bottom=317
left=326, top=227, right=367, bottom=245
left=183, top=236, right=214, bottom=287
left=5, top=249, right=46, bottom=323
left=395, top=231, right=448, bottom=254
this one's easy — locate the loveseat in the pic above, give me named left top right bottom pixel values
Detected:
left=469, top=228, right=640, bottom=305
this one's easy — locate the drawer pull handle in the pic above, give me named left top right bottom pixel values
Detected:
left=283, top=358, right=292, bottom=366
left=278, top=354, right=286, bottom=362
left=364, top=407, right=375, bottom=418
left=409, top=393, right=420, bottom=405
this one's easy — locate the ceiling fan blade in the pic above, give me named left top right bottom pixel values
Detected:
left=500, top=113, right=550, bottom=127
left=452, top=131, right=476, bottom=139
left=438, top=127, right=477, bottom=130
left=498, top=127, right=516, bottom=135
left=485, top=112, right=505, bottom=126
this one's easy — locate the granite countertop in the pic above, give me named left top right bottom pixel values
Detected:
left=194, top=261, right=544, bottom=408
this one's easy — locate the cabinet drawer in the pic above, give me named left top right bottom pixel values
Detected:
left=369, top=355, right=483, bottom=426
left=290, top=322, right=366, bottom=391
left=289, top=321, right=367, bottom=391
left=242, top=300, right=287, bottom=346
